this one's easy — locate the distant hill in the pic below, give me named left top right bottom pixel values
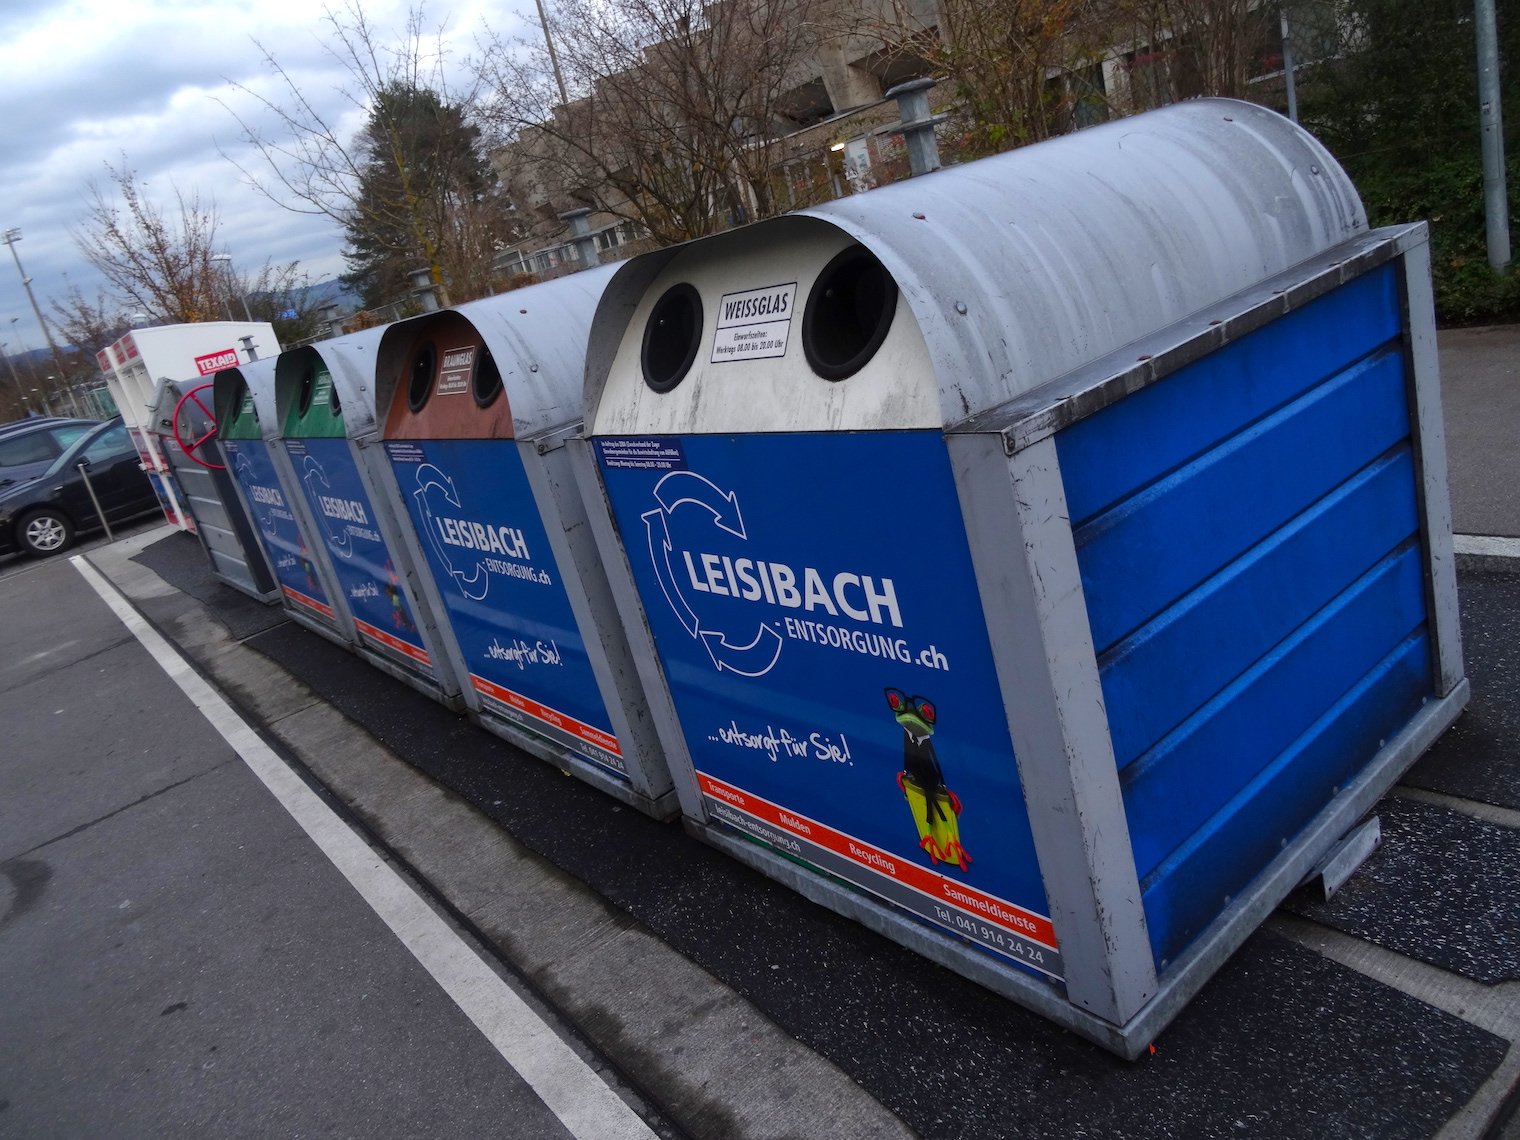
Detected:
left=6, top=346, right=57, bottom=372
left=261, top=278, right=362, bottom=318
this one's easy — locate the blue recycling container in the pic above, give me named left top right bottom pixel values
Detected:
left=575, top=99, right=1468, bottom=1055
left=372, top=267, right=678, bottom=818
left=272, top=330, right=463, bottom=707
left=214, top=359, right=354, bottom=647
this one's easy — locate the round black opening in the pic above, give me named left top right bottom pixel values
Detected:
left=802, top=245, right=898, bottom=381
left=297, top=366, right=317, bottom=417
left=473, top=344, right=502, bottom=407
left=407, top=343, right=437, bottom=412
left=641, top=283, right=703, bottom=393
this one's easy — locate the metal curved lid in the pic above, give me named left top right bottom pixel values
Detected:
left=213, top=357, right=281, bottom=442
left=584, top=99, right=1366, bottom=433
left=799, top=97, right=1365, bottom=425
left=378, top=263, right=619, bottom=441
left=276, top=327, right=387, bottom=441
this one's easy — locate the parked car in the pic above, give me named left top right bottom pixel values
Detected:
left=0, top=416, right=100, bottom=489
left=0, top=418, right=161, bottom=557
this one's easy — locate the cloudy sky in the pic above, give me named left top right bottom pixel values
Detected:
left=0, top=0, right=523, bottom=358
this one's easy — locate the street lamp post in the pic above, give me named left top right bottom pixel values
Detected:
left=209, top=254, right=235, bottom=321
left=2, top=228, right=72, bottom=410
left=211, top=253, right=254, bottom=322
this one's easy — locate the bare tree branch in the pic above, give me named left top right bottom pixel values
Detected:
left=70, top=159, right=226, bottom=324
left=478, top=0, right=857, bottom=246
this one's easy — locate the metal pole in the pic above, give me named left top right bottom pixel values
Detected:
left=77, top=462, right=114, bottom=541
left=408, top=267, right=441, bottom=312
left=882, top=78, right=946, bottom=178
left=534, top=0, right=570, bottom=107
left=1475, top=0, right=1511, bottom=269
left=211, top=254, right=235, bottom=321
left=2, top=229, right=72, bottom=407
left=1280, top=11, right=1299, bottom=124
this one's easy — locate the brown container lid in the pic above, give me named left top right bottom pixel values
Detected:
left=380, top=310, right=515, bottom=441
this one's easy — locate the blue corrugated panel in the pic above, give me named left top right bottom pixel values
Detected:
left=1076, top=347, right=1410, bottom=651
left=1140, top=631, right=1430, bottom=963
left=1121, top=543, right=1427, bottom=880
left=1060, top=265, right=1401, bottom=526
left=1098, top=447, right=1420, bottom=765
left=1054, top=266, right=1433, bottom=968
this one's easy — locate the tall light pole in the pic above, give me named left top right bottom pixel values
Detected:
left=209, top=253, right=235, bottom=321
left=534, top=0, right=569, bottom=107
left=2, top=229, right=71, bottom=407
left=211, top=252, right=253, bottom=322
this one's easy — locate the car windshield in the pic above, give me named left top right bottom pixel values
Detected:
left=43, top=420, right=128, bottom=478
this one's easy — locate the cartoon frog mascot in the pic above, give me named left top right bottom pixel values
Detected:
left=885, top=688, right=970, bottom=870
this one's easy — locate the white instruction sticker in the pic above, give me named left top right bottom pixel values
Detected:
left=710, top=282, right=797, bottom=363
left=437, top=346, right=475, bottom=396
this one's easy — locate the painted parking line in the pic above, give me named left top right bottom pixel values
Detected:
left=1453, top=534, right=1520, bottom=559
left=71, top=554, right=658, bottom=1140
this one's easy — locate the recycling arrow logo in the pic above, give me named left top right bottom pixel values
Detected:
left=234, top=451, right=274, bottom=531
left=643, top=470, right=783, bottom=677
left=302, top=454, right=352, bottom=559
left=413, top=463, right=489, bottom=601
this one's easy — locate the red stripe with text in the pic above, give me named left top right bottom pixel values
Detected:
left=470, top=675, right=622, bottom=757
left=696, top=772, right=1057, bottom=949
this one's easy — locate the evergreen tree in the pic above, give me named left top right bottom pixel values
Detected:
left=341, top=84, right=506, bottom=310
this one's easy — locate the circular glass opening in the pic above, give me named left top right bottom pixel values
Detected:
left=473, top=343, right=503, bottom=407
left=641, top=283, right=703, bottom=393
left=407, top=343, right=437, bottom=412
left=802, top=245, right=898, bottom=381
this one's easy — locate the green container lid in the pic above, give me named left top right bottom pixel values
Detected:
left=283, top=362, right=346, bottom=439
left=221, top=379, right=263, bottom=440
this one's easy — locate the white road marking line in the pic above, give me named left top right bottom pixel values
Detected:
left=72, top=555, right=658, bottom=1140
left=1453, top=534, right=1520, bottom=559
